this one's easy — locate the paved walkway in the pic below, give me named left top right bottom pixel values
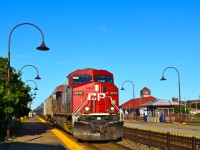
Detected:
left=124, top=120, right=200, bottom=137
left=1, top=117, right=68, bottom=150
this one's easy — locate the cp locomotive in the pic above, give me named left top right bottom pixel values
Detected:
left=41, top=68, right=124, bottom=141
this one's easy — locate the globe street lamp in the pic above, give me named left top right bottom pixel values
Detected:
left=20, top=64, right=41, bottom=80
left=160, top=67, right=182, bottom=123
left=121, top=80, right=135, bottom=115
left=7, top=22, right=49, bottom=84
left=25, top=80, right=39, bottom=90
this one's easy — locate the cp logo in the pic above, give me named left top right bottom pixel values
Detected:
left=87, top=93, right=106, bottom=101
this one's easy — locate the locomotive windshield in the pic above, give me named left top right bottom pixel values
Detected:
left=94, top=75, right=113, bottom=83
left=72, top=75, right=92, bottom=83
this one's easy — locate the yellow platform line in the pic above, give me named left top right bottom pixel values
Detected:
left=38, top=117, right=84, bottom=150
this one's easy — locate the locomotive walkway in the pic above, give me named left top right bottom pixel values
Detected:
left=0, top=116, right=84, bottom=150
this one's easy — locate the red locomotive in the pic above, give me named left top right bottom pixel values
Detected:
left=43, top=68, right=124, bottom=141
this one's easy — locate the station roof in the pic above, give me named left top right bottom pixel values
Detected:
left=140, top=99, right=179, bottom=107
left=121, top=96, right=157, bottom=109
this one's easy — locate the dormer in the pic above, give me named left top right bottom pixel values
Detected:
left=140, top=87, right=151, bottom=97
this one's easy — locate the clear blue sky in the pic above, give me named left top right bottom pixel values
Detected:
left=1, top=0, right=200, bottom=109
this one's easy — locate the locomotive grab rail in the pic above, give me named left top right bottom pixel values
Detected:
left=72, top=96, right=124, bottom=124
left=107, top=96, right=124, bottom=122
left=72, top=97, right=83, bottom=116
left=106, top=96, right=119, bottom=111
left=72, top=98, right=90, bottom=127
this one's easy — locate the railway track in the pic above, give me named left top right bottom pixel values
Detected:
left=53, top=126, right=131, bottom=150
left=43, top=117, right=160, bottom=150
left=44, top=118, right=131, bottom=149
left=38, top=116, right=200, bottom=150
left=87, top=141, right=130, bottom=150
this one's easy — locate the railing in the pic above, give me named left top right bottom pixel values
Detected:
left=124, top=127, right=200, bottom=150
left=124, top=114, right=200, bottom=124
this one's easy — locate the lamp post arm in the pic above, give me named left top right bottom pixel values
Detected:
left=122, top=80, right=135, bottom=99
left=8, top=23, right=45, bottom=52
left=7, top=23, right=46, bottom=83
left=162, top=67, right=181, bottom=101
left=20, top=64, right=40, bottom=77
left=25, top=80, right=38, bottom=89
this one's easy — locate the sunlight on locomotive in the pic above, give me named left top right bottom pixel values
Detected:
left=94, top=84, right=99, bottom=92
left=97, top=117, right=101, bottom=120
left=110, top=106, right=115, bottom=111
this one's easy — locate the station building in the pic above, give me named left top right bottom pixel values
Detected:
left=120, top=87, right=200, bottom=122
left=120, top=87, right=179, bottom=115
left=120, top=87, right=156, bottom=116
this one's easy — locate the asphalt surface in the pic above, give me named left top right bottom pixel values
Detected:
left=1, top=117, right=68, bottom=150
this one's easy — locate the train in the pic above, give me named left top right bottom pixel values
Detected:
left=35, top=68, right=124, bottom=141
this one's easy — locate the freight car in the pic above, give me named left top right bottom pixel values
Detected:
left=42, top=68, right=124, bottom=141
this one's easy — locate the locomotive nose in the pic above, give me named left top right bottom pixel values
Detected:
left=96, top=125, right=107, bottom=133
left=91, top=123, right=107, bottom=133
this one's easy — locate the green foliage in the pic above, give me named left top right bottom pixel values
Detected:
left=4, top=107, right=14, bottom=115
left=0, top=55, right=36, bottom=141
left=0, top=56, right=32, bottom=119
left=174, top=105, right=190, bottom=114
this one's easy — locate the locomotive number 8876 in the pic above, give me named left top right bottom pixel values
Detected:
left=43, top=68, right=124, bottom=141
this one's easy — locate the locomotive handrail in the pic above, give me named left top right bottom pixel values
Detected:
left=72, top=96, right=125, bottom=123
left=107, top=96, right=119, bottom=111
left=107, top=96, right=124, bottom=121
left=72, top=97, right=83, bottom=115
left=72, top=98, right=88, bottom=116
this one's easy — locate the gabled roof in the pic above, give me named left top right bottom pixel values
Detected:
left=141, top=87, right=150, bottom=91
left=121, top=96, right=156, bottom=109
left=140, top=99, right=179, bottom=107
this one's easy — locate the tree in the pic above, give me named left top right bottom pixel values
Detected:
left=0, top=57, right=10, bottom=120
left=174, top=105, right=190, bottom=114
left=0, top=56, right=32, bottom=130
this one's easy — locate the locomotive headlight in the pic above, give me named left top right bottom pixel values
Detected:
left=85, top=106, right=90, bottom=111
left=110, top=106, right=115, bottom=111
left=94, top=84, right=99, bottom=92
left=107, top=106, right=115, bottom=113
left=84, top=106, right=91, bottom=114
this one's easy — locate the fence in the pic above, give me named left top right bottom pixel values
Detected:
left=124, top=114, right=200, bottom=124
left=124, top=127, right=200, bottom=150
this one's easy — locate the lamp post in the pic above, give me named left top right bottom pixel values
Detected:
left=5, top=22, right=49, bottom=140
left=7, top=22, right=49, bottom=84
left=30, top=91, right=37, bottom=100
left=20, top=64, right=41, bottom=80
left=25, top=80, right=39, bottom=90
left=30, top=90, right=37, bottom=96
left=121, top=80, right=135, bottom=114
left=160, top=67, right=182, bottom=123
